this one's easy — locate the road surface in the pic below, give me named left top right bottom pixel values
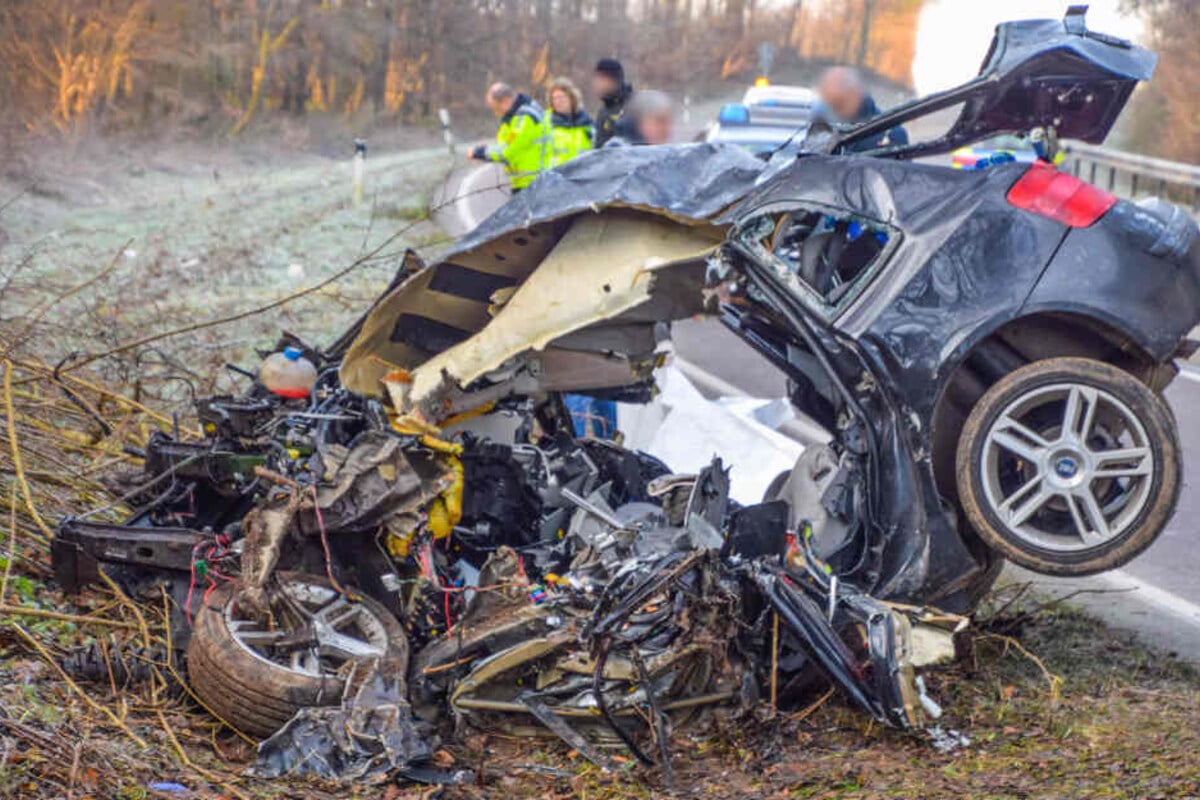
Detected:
left=672, top=317, right=1200, bottom=661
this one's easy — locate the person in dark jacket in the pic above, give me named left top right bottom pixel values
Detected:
left=592, top=58, right=634, bottom=148
left=816, top=66, right=908, bottom=153
left=602, top=90, right=675, bottom=148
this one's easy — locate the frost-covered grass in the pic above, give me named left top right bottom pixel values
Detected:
left=1, top=143, right=453, bottom=398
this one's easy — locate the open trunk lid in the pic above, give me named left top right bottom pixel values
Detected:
left=829, top=6, right=1157, bottom=159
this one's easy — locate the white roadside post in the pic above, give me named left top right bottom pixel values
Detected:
left=352, top=138, right=367, bottom=206
left=439, top=108, right=455, bottom=156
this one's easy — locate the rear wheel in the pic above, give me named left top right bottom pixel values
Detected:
left=186, top=572, right=407, bottom=739
left=956, top=358, right=1179, bottom=576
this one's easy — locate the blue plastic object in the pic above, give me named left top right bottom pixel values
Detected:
left=564, top=394, right=617, bottom=440
left=718, top=103, right=750, bottom=125
left=283, top=346, right=303, bottom=361
left=972, top=151, right=1018, bottom=170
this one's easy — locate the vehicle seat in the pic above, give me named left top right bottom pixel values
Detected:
left=798, top=231, right=844, bottom=296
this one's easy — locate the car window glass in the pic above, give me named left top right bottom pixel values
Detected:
left=768, top=210, right=890, bottom=307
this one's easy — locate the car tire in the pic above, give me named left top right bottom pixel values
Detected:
left=956, top=357, right=1180, bottom=577
left=187, top=572, right=408, bottom=739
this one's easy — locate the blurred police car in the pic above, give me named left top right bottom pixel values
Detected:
left=951, top=134, right=1040, bottom=169
left=703, top=81, right=814, bottom=157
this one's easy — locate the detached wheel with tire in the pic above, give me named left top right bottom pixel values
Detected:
left=186, top=572, right=407, bottom=739
left=956, top=357, right=1180, bottom=577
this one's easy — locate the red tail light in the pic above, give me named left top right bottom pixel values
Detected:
left=1006, top=163, right=1116, bottom=227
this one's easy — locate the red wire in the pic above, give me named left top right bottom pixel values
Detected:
left=184, top=558, right=197, bottom=626
left=202, top=576, right=219, bottom=606
left=311, top=487, right=349, bottom=596
left=183, top=540, right=208, bottom=626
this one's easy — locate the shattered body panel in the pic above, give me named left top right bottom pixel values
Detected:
left=726, top=156, right=1070, bottom=416
left=398, top=210, right=721, bottom=415
left=341, top=144, right=763, bottom=397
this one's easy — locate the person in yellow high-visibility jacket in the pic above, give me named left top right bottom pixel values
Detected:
left=542, top=77, right=594, bottom=170
left=469, top=83, right=544, bottom=192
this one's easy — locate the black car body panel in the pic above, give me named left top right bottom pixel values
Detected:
left=722, top=144, right=1200, bottom=602
left=1023, top=200, right=1200, bottom=361
left=333, top=8, right=1189, bottom=607
left=726, top=157, right=1072, bottom=420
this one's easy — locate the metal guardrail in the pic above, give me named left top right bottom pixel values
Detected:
left=1063, top=142, right=1200, bottom=210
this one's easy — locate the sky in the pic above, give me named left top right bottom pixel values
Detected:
left=910, top=0, right=1143, bottom=94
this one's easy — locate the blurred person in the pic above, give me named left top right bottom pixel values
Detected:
left=603, top=90, right=675, bottom=147
left=581, top=87, right=674, bottom=440
left=816, top=66, right=908, bottom=152
left=592, top=58, right=634, bottom=147
left=543, top=77, right=594, bottom=169
left=470, top=82, right=544, bottom=192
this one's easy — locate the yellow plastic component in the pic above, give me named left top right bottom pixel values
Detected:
left=426, top=454, right=464, bottom=540
left=386, top=530, right=416, bottom=558
left=439, top=401, right=497, bottom=431
left=419, top=434, right=463, bottom=456
left=391, top=412, right=441, bottom=437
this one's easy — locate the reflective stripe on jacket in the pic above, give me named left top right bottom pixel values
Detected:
left=484, top=95, right=544, bottom=189
left=542, top=110, right=594, bottom=170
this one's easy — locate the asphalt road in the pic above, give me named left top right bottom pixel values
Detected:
left=673, top=317, right=1200, bottom=660
left=1128, top=369, right=1200, bottom=598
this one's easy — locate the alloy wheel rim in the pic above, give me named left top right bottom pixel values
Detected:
left=979, top=382, right=1155, bottom=553
left=225, top=579, right=389, bottom=677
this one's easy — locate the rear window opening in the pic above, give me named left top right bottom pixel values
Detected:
left=768, top=210, right=892, bottom=307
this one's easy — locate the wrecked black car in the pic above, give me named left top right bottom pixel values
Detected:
left=49, top=8, right=1197, bottom=783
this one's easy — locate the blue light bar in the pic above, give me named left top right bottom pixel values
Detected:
left=718, top=103, right=751, bottom=125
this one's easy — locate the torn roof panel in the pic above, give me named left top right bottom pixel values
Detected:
left=448, top=143, right=765, bottom=255
left=340, top=144, right=762, bottom=397
left=400, top=209, right=723, bottom=412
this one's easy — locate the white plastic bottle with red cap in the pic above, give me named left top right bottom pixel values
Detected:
left=260, top=346, right=318, bottom=399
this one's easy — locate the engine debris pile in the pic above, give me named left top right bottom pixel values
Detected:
left=51, top=348, right=968, bottom=786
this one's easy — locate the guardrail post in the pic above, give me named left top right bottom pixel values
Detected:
left=352, top=138, right=366, bottom=206
left=438, top=108, right=455, bottom=157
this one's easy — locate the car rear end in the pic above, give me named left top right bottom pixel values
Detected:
left=950, top=161, right=1200, bottom=578
left=1010, top=162, right=1200, bottom=364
